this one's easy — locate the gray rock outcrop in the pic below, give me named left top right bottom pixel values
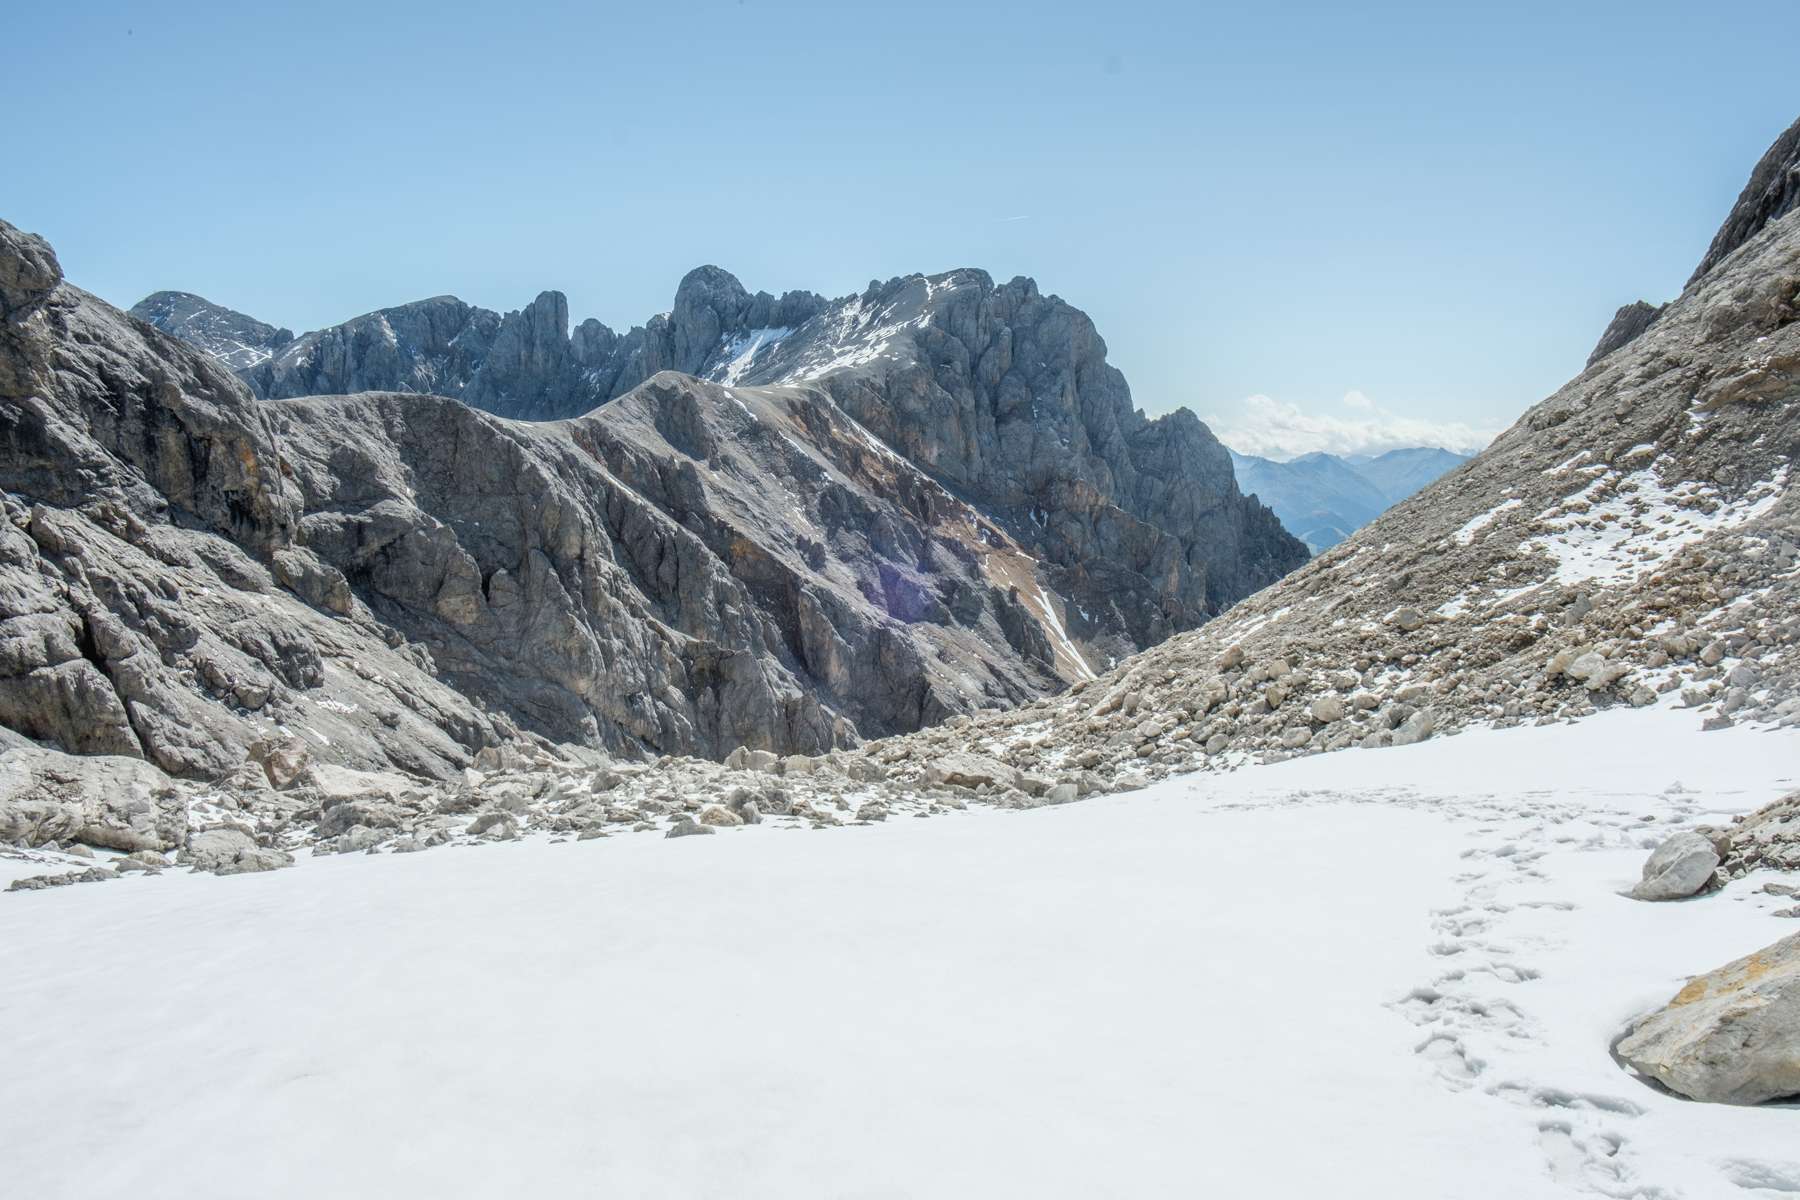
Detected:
left=1617, top=932, right=1800, bottom=1104
left=183, top=827, right=293, bottom=875
left=1719, top=790, right=1800, bottom=878
left=732, top=270, right=1309, bottom=637
left=0, top=220, right=510, bottom=778
left=823, top=115, right=1800, bottom=786
left=229, top=265, right=832, bottom=424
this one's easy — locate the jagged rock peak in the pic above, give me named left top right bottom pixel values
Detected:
left=1586, top=299, right=1665, bottom=367
left=670, top=264, right=828, bottom=374
left=1688, top=114, right=1800, bottom=287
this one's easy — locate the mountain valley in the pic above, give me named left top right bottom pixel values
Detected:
left=4, top=83, right=1799, bottom=1200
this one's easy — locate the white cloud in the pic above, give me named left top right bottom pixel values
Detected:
left=1205, top=393, right=1500, bottom=461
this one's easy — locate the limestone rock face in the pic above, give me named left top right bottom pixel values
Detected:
left=725, top=269, right=1307, bottom=636
left=0, top=220, right=505, bottom=778
left=229, top=266, right=831, bottom=427
left=244, top=294, right=501, bottom=403
left=1617, top=932, right=1800, bottom=1104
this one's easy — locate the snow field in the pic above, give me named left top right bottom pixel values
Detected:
left=2, top=707, right=1796, bottom=1199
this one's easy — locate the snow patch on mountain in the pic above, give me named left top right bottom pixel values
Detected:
left=1525, top=460, right=1788, bottom=586
left=709, top=326, right=793, bottom=386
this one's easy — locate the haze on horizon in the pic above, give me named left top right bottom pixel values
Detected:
left=9, top=0, right=1794, bottom=460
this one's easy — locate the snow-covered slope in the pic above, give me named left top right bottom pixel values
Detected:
left=4, top=708, right=1795, bottom=1199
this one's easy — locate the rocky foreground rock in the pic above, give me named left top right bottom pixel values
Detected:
left=1617, top=932, right=1800, bottom=1104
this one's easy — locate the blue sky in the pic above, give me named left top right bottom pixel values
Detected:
left=9, top=1, right=1794, bottom=457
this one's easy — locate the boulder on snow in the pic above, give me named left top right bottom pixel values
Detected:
left=1616, top=932, right=1800, bottom=1104
left=465, top=812, right=518, bottom=840
left=185, top=828, right=293, bottom=876
left=0, top=749, right=187, bottom=852
left=248, top=739, right=311, bottom=790
left=315, top=799, right=407, bottom=838
left=1629, top=831, right=1721, bottom=901
left=665, top=816, right=715, bottom=839
left=724, top=747, right=779, bottom=773
left=304, top=762, right=415, bottom=805
left=697, top=804, right=742, bottom=827
left=923, top=751, right=1013, bottom=790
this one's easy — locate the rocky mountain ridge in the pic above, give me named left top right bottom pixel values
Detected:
left=142, top=264, right=1304, bottom=625
left=2, top=220, right=1303, bottom=786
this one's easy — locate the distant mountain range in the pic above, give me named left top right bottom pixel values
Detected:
left=1228, top=447, right=1472, bottom=553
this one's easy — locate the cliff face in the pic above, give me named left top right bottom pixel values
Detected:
left=0, top=220, right=479, bottom=779
left=711, top=269, right=1306, bottom=640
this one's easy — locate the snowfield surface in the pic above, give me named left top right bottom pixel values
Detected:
left=3, top=710, right=1797, bottom=1199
